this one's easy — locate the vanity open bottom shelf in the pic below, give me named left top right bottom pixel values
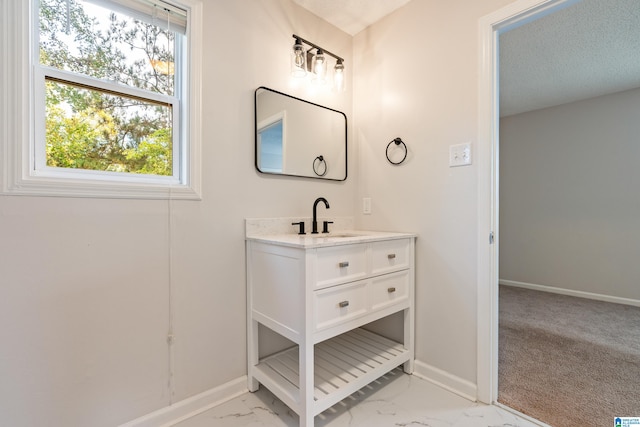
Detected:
left=253, top=328, right=410, bottom=417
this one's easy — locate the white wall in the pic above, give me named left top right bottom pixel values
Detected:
left=1, top=0, right=551, bottom=424
left=353, top=0, right=511, bottom=390
left=500, top=87, right=640, bottom=300
left=0, top=1, right=354, bottom=425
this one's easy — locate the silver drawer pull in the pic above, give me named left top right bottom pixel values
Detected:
left=387, top=287, right=396, bottom=293
left=338, top=300, right=349, bottom=308
left=388, top=254, right=396, bottom=259
left=338, top=261, right=349, bottom=268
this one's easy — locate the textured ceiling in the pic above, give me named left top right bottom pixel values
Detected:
left=295, top=0, right=640, bottom=117
left=500, top=0, right=640, bottom=116
left=292, top=0, right=411, bottom=36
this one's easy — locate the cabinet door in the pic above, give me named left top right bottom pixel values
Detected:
left=371, top=239, right=410, bottom=276
left=315, top=244, right=367, bottom=289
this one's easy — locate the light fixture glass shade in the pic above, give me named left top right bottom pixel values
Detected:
left=333, top=59, right=345, bottom=92
left=312, top=49, right=327, bottom=84
left=291, top=38, right=306, bottom=78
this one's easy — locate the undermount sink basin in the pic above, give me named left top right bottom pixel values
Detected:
left=322, top=232, right=364, bottom=238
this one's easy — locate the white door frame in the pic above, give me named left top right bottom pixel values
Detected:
left=476, top=0, right=581, bottom=404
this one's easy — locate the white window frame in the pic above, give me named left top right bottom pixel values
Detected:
left=257, top=110, right=287, bottom=174
left=0, top=0, right=202, bottom=199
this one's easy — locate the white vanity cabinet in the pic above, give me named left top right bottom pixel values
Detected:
left=246, top=232, right=415, bottom=427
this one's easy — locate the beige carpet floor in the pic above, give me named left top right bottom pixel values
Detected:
left=498, top=285, right=640, bottom=427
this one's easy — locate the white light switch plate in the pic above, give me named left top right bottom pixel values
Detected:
left=363, top=197, right=371, bottom=215
left=449, top=143, right=472, bottom=167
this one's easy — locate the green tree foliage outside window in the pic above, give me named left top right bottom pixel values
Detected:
left=40, top=0, right=179, bottom=176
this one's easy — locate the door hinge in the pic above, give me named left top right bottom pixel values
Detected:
left=489, top=232, right=495, bottom=244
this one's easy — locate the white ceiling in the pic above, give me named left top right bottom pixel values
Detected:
left=295, top=0, right=640, bottom=117
left=292, top=0, right=411, bottom=36
left=499, top=0, right=640, bottom=116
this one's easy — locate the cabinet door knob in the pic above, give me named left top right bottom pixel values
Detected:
left=338, top=261, right=349, bottom=268
left=338, top=300, right=349, bottom=308
left=387, top=287, right=396, bottom=293
left=387, top=254, right=396, bottom=259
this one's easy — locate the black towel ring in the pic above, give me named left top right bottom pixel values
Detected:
left=313, top=155, right=327, bottom=176
left=386, top=137, right=407, bottom=165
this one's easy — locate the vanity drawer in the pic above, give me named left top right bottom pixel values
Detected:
left=314, top=281, right=368, bottom=331
left=371, top=238, right=411, bottom=275
left=371, top=270, right=410, bottom=311
left=315, top=244, right=367, bottom=288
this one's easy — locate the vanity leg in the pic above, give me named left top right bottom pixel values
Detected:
left=247, top=319, right=259, bottom=392
left=300, top=411, right=314, bottom=427
left=299, top=341, right=315, bottom=427
left=403, top=307, right=415, bottom=374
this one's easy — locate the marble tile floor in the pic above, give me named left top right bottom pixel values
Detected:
left=174, top=368, right=543, bottom=427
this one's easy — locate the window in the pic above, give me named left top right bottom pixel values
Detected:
left=0, top=0, right=202, bottom=199
left=257, top=111, right=286, bottom=173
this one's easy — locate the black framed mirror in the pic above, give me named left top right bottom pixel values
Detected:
left=255, top=87, right=347, bottom=181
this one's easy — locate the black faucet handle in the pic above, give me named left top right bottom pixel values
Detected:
left=322, top=221, right=334, bottom=234
left=292, top=221, right=306, bottom=235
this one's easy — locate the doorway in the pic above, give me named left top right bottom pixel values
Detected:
left=478, top=0, right=640, bottom=417
left=477, top=0, right=579, bottom=405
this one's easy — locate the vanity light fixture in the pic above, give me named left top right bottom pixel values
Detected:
left=334, top=59, right=345, bottom=92
left=291, top=37, right=307, bottom=77
left=291, top=34, right=345, bottom=91
left=312, top=49, right=327, bottom=84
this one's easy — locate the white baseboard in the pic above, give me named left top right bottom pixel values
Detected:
left=412, top=360, right=477, bottom=402
left=499, top=280, right=640, bottom=307
left=119, top=376, right=248, bottom=427
left=121, top=364, right=486, bottom=425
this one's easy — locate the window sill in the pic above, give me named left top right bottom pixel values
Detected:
left=3, top=175, right=201, bottom=200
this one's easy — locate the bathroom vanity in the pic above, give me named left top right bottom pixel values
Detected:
left=246, top=222, right=415, bottom=427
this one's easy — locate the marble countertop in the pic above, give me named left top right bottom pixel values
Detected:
left=245, top=218, right=415, bottom=248
left=245, top=229, right=416, bottom=248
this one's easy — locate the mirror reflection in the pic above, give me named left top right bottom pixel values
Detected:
left=255, top=87, right=347, bottom=181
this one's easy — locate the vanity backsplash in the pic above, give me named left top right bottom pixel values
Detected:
left=245, top=217, right=354, bottom=236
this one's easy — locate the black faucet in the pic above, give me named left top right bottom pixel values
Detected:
left=311, top=197, right=330, bottom=234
